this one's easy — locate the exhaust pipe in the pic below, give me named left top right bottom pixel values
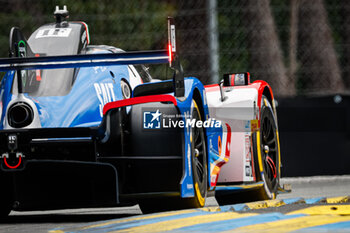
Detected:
left=7, top=102, right=34, bottom=128
left=4, top=94, right=41, bottom=129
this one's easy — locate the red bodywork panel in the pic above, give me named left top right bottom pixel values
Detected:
left=103, top=94, right=177, bottom=115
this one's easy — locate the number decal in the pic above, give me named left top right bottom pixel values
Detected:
left=35, top=28, right=72, bottom=38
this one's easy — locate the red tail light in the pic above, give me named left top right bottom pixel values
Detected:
left=168, top=43, right=172, bottom=64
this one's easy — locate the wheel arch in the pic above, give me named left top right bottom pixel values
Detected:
left=252, top=80, right=276, bottom=115
left=261, top=85, right=276, bottom=113
left=263, top=87, right=273, bottom=107
left=192, top=88, right=205, bottom=121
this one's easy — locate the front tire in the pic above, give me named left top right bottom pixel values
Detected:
left=215, top=95, right=280, bottom=206
left=253, top=95, right=280, bottom=200
left=185, top=100, right=207, bottom=208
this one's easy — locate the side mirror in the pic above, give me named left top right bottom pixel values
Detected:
left=9, top=27, right=34, bottom=58
left=223, top=72, right=250, bottom=86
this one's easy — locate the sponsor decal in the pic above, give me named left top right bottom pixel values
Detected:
left=211, top=174, right=217, bottom=184
left=35, top=28, right=72, bottom=38
left=251, top=119, right=259, bottom=132
left=94, top=82, right=116, bottom=117
left=245, top=165, right=252, bottom=177
left=187, top=144, right=191, bottom=176
left=170, top=25, right=176, bottom=52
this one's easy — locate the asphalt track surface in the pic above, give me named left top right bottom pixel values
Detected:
left=1, top=175, right=350, bottom=233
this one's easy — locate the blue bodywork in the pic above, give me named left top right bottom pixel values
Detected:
left=0, top=50, right=223, bottom=199
left=0, top=60, right=130, bottom=128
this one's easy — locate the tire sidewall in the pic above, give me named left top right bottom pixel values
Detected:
left=190, top=100, right=207, bottom=207
left=255, top=95, right=280, bottom=199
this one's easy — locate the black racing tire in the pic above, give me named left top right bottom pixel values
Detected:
left=139, top=99, right=207, bottom=213
left=215, top=95, right=280, bottom=206
left=252, top=95, right=280, bottom=200
left=183, top=99, right=208, bottom=208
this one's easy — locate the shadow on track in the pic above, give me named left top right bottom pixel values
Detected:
left=0, top=213, right=140, bottom=224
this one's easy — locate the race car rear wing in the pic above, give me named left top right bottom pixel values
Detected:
left=0, top=17, right=185, bottom=97
left=0, top=50, right=170, bottom=71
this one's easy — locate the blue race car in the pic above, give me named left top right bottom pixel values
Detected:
left=0, top=6, right=282, bottom=215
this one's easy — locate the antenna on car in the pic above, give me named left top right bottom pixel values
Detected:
left=54, top=5, right=69, bottom=24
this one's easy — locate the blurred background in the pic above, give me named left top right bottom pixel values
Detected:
left=1, top=0, right=349, bottom=96
left=0, top=0, right=349, bottom=177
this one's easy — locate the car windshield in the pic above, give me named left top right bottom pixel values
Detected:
left=11, top=68, right=75, bottom=97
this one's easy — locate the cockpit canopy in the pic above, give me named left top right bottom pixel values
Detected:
left=28, top=21, right=89, bottom=56
left=11, top=20, right=90, bottom=97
